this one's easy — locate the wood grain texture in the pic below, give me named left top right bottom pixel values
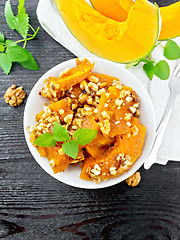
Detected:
left=0, top=0, right=179, bottom=239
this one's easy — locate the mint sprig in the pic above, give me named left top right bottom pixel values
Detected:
left=34, top=122, right=98, bottom=159
left=126, top=39, right=180, bottom=81
left=0, top=0, right=39, bottom=75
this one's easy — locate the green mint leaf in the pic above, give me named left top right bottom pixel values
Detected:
left=73, top=128, right=98, bottom=145
left=0, top=32, right=5, bottom=43
left=18, top=0, right=26, bottom=15
left=154, top=60, right=170, bottom=80
left=0, top=45, right=5, bottom=52
left=0, top=53, right=12, bottom=75
left=6, top=45, right=29, bottom=62
left=62, top=140, right=79, bottom=159
left=52, top=122, right=70, bottom=142
left=5, top=0, right=16, bottom=30
left=34, top=133, right=55, bottom=147
left=164, top=40, right=180, bottom=60
left=125, top=60, right=139, bottom=69
left=143, top=61, right=155, bottom=80
left=5, top=40, right=17, bottom=47
left=47, top=139, right=57, bottom=148
left=5, top=0, right=29, bottom=38
left=16, top=13, right=29, bottom=38
left=19, top=49, right=39, bottom=70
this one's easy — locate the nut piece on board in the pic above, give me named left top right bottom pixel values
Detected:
left=4, top=85, right=26, bottom=107
left=126, top=172, right=141, bottom=187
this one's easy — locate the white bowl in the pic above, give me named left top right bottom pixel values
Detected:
left=24, top=57, right=156, bottom=189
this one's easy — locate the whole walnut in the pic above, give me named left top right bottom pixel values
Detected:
left=126, top=172, right=141, bottom=187
left=4, top=85, right=26, bottom=107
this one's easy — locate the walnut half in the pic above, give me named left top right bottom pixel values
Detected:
left=126, top=172, right=141, bottom=187
left=4, top=85, right=26, bottom=107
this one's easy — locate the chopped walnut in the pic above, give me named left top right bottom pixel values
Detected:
left=110, top=167, right=117, bottom=176
left=99, top=82, right=107, bottom=88
left=115, top=98, right=123, bottom=107
left=126, top=172, right=141, bottom=187
left=101, top=110, right=110, bottom=120
left=99, top=119, right=110, bottom=135
left=4, top=85, right=26, bottom=107
left=59, top=68, right=70, bottom=77
left=96, top=88, right=106, bottom=96
left=87, top=75, right=99, bottom=83
left=126, top=96, right=133, bottom=102
left=112, top=79, right=122, bottom=90
left=49, top=159, right=55, bottom=167
left=124, top=113, right=132, bottom=121
left=129, top=106, right=136, bottom=113
left=64, top=114, right=73, bottom=124
left=88, top=82, right=99, bottom=92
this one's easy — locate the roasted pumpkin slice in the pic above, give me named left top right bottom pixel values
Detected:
left=36, top=98, right=73, bottom=123
left=80, top=117, right=146, bottom=182
left=41, top=58, right=94, bottom=99
left=89, top=73, right=119, bottom=89
left=98, top=86, right=139, bottom=137
left=82, top=116, right=115, bottom=158
left=91, top=0, right=180, bottom=40
left=116, top=117, right=146, bottom=164
left=45, top=146, right=71, bottom=173
left=41, top=146, right=84, bottom=174
left=55, top=0, right=159, bottom=63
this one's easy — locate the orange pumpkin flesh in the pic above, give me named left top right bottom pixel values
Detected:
left=91, top=73, right=119, bottom=88
left=82, top=116, right=115, bottom=158
left=36, top=98, right=73, bottom=123
left=90, top=0, right=133, bottom=22
left=80, top=117, right=146, bottom=181
left=91, top=0, right=180, bottom=40
left=98, top=86, right=139, bottom=137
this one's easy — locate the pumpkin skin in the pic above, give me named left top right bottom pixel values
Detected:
left=54, top=0, right=159, bottom=63
left=91, top=0, right=180, bottom=40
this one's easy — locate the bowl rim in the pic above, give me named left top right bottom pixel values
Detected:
left=24, top=57, right=156, bottom=189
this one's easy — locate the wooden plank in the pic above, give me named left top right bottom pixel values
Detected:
left=0, top=0, right=179, bottom=239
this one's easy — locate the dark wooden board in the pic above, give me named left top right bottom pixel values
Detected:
left=0, top=0, right=179, bottom=239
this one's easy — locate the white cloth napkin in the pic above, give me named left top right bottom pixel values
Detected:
left=36, top=0, right=180, bottom=166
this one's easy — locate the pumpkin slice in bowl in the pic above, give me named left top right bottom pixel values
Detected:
left=80, top=117, right=146, bottom=183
